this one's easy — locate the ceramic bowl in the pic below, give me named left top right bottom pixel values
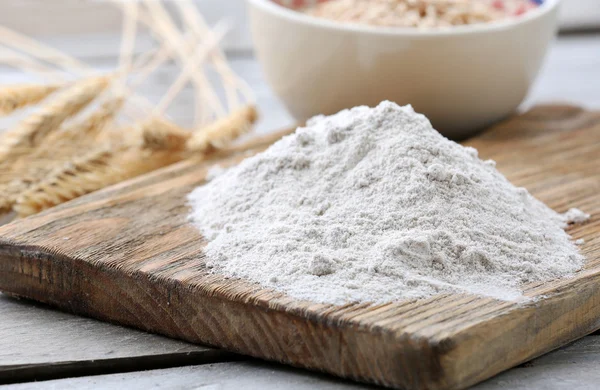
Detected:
left=247, top=0, right=560, bottom=139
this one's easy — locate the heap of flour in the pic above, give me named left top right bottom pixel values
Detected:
left=188, top=101, right=586, bottom=304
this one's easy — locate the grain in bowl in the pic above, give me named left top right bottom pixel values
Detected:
left=274, top=0, right=542, bottom=29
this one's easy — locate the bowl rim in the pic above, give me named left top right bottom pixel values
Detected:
left=247, top=0, right=560, bottom=36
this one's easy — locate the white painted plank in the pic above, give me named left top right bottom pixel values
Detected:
left=0, top=294, right=232, bottom=384
left=474, top=337, right=600, bottom=390
left=0, top=361, right=377, bottom=390
left=522, top=34, right=600, bottom=110
left=0, top=294, right=209, bottom=365
left=559, top=0, right=600, bottom=31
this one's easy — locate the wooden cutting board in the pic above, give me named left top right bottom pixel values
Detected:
left=0, top=105, right=599, bottom=390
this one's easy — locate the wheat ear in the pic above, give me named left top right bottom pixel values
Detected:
left=0, top=76, right=110, bottom=169
left=18, top=96, right=123, bottom=170
left=187, top=105, right=258, bottom=153
left=42, top=95, right=125, bottom=153
left=14, top=148, right=120, bottom=217
left=0, top=185, right=15, bottom=214
left=15, top=145, right=183, bottom=217
left=0, top=96, right=126, bottom=211
left=140, top=117, right=191, bottom=151
left=0, top=83, right=63, bottom=116
left=0, top=194, right=12, bottom=215
left=0, top=173, right=39, bottom=214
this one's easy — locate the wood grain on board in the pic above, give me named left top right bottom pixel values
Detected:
left=0, top=106, right=599, bottom=390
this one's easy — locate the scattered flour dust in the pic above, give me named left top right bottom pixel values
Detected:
left=188, top=102, right=588, bottom=305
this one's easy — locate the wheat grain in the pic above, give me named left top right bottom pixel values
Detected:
left=187, top=105, right=258, bottom=153
left=0, top=76, right=110, bottom=173
left=0, top=83, right=62, bottom=116
left=301, top=0, right=538, bottom=28
left=140, top=117, right=191, bottom=151
left=0, top=191, right=12, bottom=215
left=0, top=175, right=37, bottom=214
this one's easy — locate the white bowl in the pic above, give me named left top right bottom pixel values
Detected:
left=248, top=0, right=560, bottom=139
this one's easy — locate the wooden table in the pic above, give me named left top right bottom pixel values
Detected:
left=1, top=33, right=600, bottom=389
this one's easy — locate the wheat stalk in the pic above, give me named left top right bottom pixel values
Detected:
left=175, top=0, right=255, bottom=112
left=141, top=1, right=227, bottom=121
left=118, top=1, right=139, bottom=77
left=0, top=23, right=156, bottom=120
left=0, top=46, right=66, bottom=82
left=153, top=21, right=229, bottom=116
left=187, top=105, right=258, bottom=153
left=0, top=76, right=110, bottom=173
left=0, top=25, right=91, bottom=75
left=0, top=83, right=63, bottom=116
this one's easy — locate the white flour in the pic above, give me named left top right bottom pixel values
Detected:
left=188, top=102, right=587, bottom=305
left=562, top=208, right=591, bottom=225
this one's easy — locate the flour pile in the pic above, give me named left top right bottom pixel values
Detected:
left=188, top=102, right=586, bottom=304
